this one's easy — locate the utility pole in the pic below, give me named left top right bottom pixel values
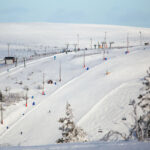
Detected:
left=65, top=43, right=69, bottom=53
left=104, top=32, right=107, bottom=43
left=59, top=62, right=61, bottom=82
left=15, top=57, right=18, bottom=67
left=98, top=42, right=100, bottom=49
left=24, top=57, right=26, bottom=67
left=74, top=44, right=77, bottom=52
left=25, top=87, right=29, bottom=107
left=127, top=33, right=129, bottom=52
left=83, top=49, right=85, bottom=68
left=77, top=34, right=79, bottom=49
left=139, top=31, right=142, bottom=46
left=45, top=46, right=47, bottom=55
left=8, top=43, right=10, bottom=57
left=42, top=73, right=45, bottom=95
left=0, top=91, right=3, bottom=125
left=109, top=42, right=114, bottom=49
left=104, top=32, right=107, bottom=48
left=90, top=38, right=93, bottom=49
left=102, top=42, right=106, bottom=49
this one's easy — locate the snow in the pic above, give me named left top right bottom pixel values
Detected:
left=0, top=23, right=150, bottom=149
left=0, top=141, right=150, bottom=150
left=0, top=23, right=150, bottom=58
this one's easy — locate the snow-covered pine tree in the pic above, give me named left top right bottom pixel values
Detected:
left=56, top=102, right=87, bottom=143
left=130, top=67, right=150, bottom=141
left=101, top=68, right=150, bottom=141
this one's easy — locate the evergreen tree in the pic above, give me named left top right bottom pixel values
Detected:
left=56, top=102, right=87, bottom=143
left=130, top=67, right=150, bottom=141
left=101, top=68, right=150, bottom=141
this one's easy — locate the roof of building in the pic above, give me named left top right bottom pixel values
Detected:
left=4, top=57, right=15, bottom=60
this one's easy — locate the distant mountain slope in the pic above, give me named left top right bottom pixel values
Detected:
left=0, top=23, right=150, bottom=50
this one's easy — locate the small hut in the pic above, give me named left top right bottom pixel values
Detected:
left=4, top=57, right=15, bottom=64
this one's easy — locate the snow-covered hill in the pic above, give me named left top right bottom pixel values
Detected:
left=0, top=23, right=150, bottom=149
left=0, top=23, right=150, bottom=58
left=0, top=45, right=150, bottom=146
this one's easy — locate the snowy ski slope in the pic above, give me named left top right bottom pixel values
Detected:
left=0, top=23, right=150, bottom=149
left=0, top=46, right=150, bottom=147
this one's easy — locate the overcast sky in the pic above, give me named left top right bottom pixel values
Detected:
left=0, top=0, right=150, bottom=27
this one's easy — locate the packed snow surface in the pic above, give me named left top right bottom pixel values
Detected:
left=0, top=46, right=150, bottom=146
left=0, top=23, right=150, bottom=149
left=0, top=141, right=150, bottom=150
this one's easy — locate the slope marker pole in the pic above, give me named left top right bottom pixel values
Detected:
left=42, top=73, right=45, bottom=95
left=59, top=61, right=61, bottom=82
left=83, top=49, right=85, bottom=68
